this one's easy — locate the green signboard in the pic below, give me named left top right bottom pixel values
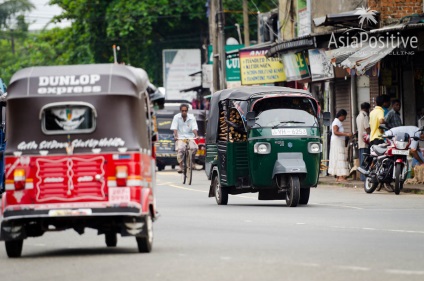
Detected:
left=208, top=44, right=244, bottom=82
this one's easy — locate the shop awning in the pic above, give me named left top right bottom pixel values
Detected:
left=313, top=9, right=380, bottom=28
left=328, top=41, right=399, bottom=75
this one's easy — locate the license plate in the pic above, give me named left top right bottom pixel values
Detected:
left=196, top=150, right=205, bottom=156
left=272, top=128, right=307, bottom=136
left=109, top=187, right=131, bottom=202
left=48, top=209, right=92, bottom=216
left=392, top=149, right=409, bottom=156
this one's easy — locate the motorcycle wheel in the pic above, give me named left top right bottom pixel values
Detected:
left=364, top=174, right=378, bottom=193
left=394, top=163, right=402, bottom=195
left=286, top=175, right=300, bottom=207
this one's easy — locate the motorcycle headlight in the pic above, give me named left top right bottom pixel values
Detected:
left=308, top=142, right=322, bottom=153
left=254, top=143, right=271, bottom=154
left=395, top=141, right=408, bottom=150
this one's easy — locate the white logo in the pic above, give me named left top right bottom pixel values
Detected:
left=355, top=6, right=378, bottom=28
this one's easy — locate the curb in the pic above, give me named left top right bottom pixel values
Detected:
left=318, top=179, right=424, bottom=194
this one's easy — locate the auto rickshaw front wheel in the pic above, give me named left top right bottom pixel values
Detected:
left=136, top=213, right=153, bottom=253
left=286, top=175, right=300, bottom=207
left=213, top=173, right=228, bottom=205
left=5, top=239, right=23, bottom=258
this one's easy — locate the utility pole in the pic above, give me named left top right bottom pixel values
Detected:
left=217, top=0, right=226, bottom=90
left=243, top=0, right=250, bottom=47
left=210, top=0, right=220, bottom=92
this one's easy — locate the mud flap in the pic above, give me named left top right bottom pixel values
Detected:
left=0, top=221, right=26, bottom=241
left=272, top=152, right=307, bottom=178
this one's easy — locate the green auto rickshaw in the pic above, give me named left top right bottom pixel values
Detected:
left=205, top=86, right=328, bottom=207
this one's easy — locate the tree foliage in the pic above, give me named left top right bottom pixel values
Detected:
left=0, top=0, right=276, bottom=85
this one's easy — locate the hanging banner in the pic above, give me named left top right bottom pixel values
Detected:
left=281, top=51, right=310, bottom=81
left=308, top=49, right=335, bottom=81
left=239, top=48, right=286, bottom=85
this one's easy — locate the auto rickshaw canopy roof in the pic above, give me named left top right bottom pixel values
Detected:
left=7, top=63, right=149, bottom=99
left=5, top=64, right=153, bottom=154
left=207, top=86, right=315, bottom=144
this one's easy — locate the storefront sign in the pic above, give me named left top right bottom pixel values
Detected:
left=281, top=51, right=310, bottom=81
left=208, top=44, right=244, bottom=83
left=308, top=49, right=334, bottom=81
left=240, top=48, right=286, bottom=85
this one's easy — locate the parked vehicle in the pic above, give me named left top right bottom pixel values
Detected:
left=0, top=64, right=157, bottom=257
left=155, top=109, right=179, bottom=171
left=191, top=109, right=207, bottom=168
left=358, top=126, right=423, bottom=194
left=205, top=86, right=328, bottom=207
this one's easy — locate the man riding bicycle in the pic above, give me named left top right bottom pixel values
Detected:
left=170, top=104, right=199, bottom=173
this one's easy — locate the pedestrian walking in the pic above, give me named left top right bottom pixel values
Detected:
left=369, top=96, right=386, bottom=145
left=328, top=109, right=352, bottom=182
left=385, top=99, right=402, bottom=129
left=356, top=102, right=371, bottom=181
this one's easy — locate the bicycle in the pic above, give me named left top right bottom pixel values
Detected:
left=347, top=131, right=358, bottom=171
left=178, top=138, right=197, bottom=185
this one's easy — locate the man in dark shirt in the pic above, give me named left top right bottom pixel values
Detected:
left=385, top=99, right=402, bottom=129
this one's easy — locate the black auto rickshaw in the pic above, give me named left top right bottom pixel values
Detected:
left=155, top=109, right=179, bottom=171
left=205, top=86, right=327, bottom=207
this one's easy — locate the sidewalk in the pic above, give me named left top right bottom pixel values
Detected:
left=318, top=175, right=424, bottom=194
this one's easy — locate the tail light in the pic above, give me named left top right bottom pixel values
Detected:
left=14, top=168, right=26, bottom=190
left=116, top=166, right=128, bottom=187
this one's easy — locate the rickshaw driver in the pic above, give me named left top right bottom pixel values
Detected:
left=170, top=104, right=199, bottom=173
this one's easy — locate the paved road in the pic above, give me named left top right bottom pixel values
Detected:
left=1, top=169, right=424, bottom=281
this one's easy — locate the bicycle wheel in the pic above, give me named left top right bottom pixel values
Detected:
left=347, top=143, right=354, bottom=170
left=186, top=150, right=193, bottom=185
left=181, top=150, right=187, bottom=184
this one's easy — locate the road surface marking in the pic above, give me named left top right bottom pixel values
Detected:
left=169, top=184, right=208, bottom=193
left=311, top=203, right=363, bottom=210
left=386, top=269, right=424, bottom=275
left=337, top=265, right=370, bottom=271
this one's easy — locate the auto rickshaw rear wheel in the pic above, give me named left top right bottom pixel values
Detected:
left=286, top=175, right=300, bottom=207
left=105, top=232, right=117, bottom=247
left=5, top=239, right=23, bottom=258
left=213, top=173, right=228, bottom=205
left=136, top=213, right=153, bottom=253
left=299, top=188, right=310, bottom=205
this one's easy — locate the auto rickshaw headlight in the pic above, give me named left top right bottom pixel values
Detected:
left=254, top=143, right=271, bottom=154
left=308, top=143, right=321, bottom=153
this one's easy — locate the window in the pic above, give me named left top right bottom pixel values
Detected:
left=40, top=102, right=97, bottom=135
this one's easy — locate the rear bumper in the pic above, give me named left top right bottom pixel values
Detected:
left=0, top=203, right=149, bottom=241
left=156, top=155, right=178, bottom=166
left=1, top=201, right=143, bottom=221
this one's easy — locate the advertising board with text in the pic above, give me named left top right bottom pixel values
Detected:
left=239, top=48, right=286, bottom=85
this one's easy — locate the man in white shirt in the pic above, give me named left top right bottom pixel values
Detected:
left=170, top=104, right=199, bottom=172
left=356, top=102, right=371, bottom=181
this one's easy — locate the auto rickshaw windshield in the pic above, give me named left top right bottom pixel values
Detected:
left=254, top=109, right=318, bottom=128
left=252, top=97, right=318, bottom=128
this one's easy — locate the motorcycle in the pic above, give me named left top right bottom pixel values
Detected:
left=358, top=126, right=415, bottom=195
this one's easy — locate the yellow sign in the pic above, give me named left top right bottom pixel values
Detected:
left=240, top=48, right=286, bottom=85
